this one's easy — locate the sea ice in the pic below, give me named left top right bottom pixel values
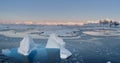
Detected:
left=2, top=49, right=11, bottom=55
left=46, top=34, right=65, bottom=48
left=18, top=35, right=36, bottom=56
left=46, top=34, right=72, bottom=59
left=60, top=47, right=72, bottom=59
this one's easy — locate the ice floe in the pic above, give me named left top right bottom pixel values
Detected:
left=83, top=30, right=120, bottom=36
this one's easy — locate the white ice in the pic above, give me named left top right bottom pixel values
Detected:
left=18, top=35, right=36, bottom=56
left=4, top=34, right=72, bottom=59
left=83, top=30, right=120, bottom=36
left=60, top=47, right=72, bottom=59
left=46, top=34, right=65, bottom=48
left=46, top=34, right=72, bottom=59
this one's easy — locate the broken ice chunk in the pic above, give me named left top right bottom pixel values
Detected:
left=46, top=34, right=65, bottom=48
left=46, top=34, right=72, bottom=59
left=18, top=35, right=35, bottom=56
left=60, top=47, right=72, bottom=59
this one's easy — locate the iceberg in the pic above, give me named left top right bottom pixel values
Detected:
left=18, top=35, right=36, bottom=56
left=46, top=34, right=72, bottom=59
left=60, top=47, right=72, bottom=59
left=46, top=34, right=65, bottom=48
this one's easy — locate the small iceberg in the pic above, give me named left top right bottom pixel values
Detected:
left=2, top=34, right=61, bottom=63
left=2, top=34, right=72, bottom=63
left=46, top=34, right=72, bottom=59
left=46, top=34, right=65, bottom=48
left=18, top=35, right=36, bottom=56
left=60, top=47, right=72, bottom=59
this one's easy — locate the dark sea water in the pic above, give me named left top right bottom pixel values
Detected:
left=2, top=48, right=60, bottom=63
left=0, top=35, right=120, bottom=63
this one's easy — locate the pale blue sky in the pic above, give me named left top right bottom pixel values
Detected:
left=0, top=0, right=120, bottom=22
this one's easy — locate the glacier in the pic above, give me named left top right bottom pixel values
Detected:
left=46, top=34, right=72, bottom=59
left=18, top=35, right=36, bottom=56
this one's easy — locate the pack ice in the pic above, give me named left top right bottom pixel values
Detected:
left=18, top=35, right=36, bottom=56
left=46, top=34, right=72, bottom=59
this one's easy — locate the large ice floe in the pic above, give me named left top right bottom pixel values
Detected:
left=83, top=30, right=120, bottom=36
left=46, top=34, right=72, bottom=59
left=18, top=35, right=36, bottom=56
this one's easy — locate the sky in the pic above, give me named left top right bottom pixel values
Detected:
left=0, top=0, right=120, bottom=24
